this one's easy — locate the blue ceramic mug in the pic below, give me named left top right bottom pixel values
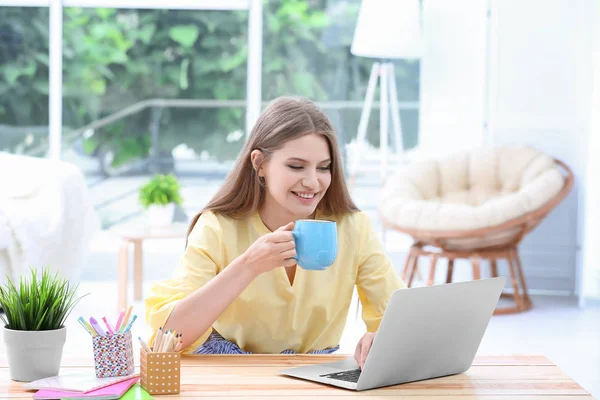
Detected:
left=292, top=219, right=338, bottom=270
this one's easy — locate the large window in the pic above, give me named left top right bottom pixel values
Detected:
left=1, top=1, right=420, bottom=170
left=0, top=7, right=49, bottom=155
left=61, top=7, right=248, bottom=177
left=261, top=0, right=420, bottom=151
left=0, top=0, right=420, bottom=227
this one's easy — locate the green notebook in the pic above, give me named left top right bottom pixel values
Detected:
left=120, top=384, right=153, bottom=400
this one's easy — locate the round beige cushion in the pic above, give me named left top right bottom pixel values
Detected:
left=379, top=145, right=565, bottom=250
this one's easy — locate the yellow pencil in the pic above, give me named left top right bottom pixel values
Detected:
left=160, top=331, right=172, bottom=353
left=154, top=327, right=164, bottom=352
left=171, top=333, right=179, bottom=351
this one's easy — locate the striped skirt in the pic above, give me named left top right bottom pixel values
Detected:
left=194, top=332, right=340, bottom=355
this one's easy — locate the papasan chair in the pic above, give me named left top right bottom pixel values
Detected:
left=378, top=145, right=574, bottom=314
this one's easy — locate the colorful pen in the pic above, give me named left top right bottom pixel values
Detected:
left=114, top=308, right=125, bottom=333
left=78, top=316, right=97, bottom=337
left=119, top=306, right=134, bottom=333
left=102, top=317, right=115, bottom=335
left=123, top=315, right=138, bottom=333
left=89, top=317, right=106, bottom=336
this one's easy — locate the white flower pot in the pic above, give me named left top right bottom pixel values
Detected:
left=3, top=326, right=66, bottom=382
left=148, top=203, right=175, bottom=227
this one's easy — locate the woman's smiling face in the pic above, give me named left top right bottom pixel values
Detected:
left=257, top=133, right=332, bottom=220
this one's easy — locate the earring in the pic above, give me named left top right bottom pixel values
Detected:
left=257, top=172, right=265, bottom=185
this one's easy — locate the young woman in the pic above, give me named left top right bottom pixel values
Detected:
left=145, top=97, right=405, bottom=368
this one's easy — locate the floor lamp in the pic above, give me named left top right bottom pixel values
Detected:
left=349, top=0, right=422, bottom=188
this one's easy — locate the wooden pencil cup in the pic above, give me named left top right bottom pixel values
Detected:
left=140, top=348, right=181, bottom=395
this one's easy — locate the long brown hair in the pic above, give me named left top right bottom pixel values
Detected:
left=186, top=96, right=359, bottom=242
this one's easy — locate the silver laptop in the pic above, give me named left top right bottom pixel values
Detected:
left=280, top=276, right=506, bottom=391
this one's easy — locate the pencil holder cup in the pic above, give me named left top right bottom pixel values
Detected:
left=140, top=348, right=181, bottom=395
left=92, top=331, right=135, bottom=378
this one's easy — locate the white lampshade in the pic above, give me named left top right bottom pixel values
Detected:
left=351, top=0, right=422, bottom=59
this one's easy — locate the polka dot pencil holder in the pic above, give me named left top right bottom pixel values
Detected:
left=92, top=331, right=135, bottom=378
left=140, top=348, right=181, bottom=395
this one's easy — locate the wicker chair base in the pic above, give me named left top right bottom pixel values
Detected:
left=404, top=242, right=533, bottom=315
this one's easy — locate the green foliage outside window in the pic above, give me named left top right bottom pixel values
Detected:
left=0, top=1, right=419, bottom=166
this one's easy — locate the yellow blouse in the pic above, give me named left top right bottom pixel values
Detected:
left=145, top=210, right=405, bottom=354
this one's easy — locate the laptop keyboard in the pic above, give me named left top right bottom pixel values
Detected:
left=320, top=368, right=362, bottom=383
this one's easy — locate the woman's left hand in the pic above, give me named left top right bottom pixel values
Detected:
left=354, top=332, right=377, bottom=370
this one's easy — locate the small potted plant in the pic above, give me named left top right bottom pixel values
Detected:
left=0, top=267, right=85, bottom=382
left=139, top=174, right=184, bottom=227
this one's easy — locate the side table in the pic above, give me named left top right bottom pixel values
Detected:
left=112, top=223, right=188, bottom=311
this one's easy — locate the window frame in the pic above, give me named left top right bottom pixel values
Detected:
left=0, top=0, right=261, bottom=159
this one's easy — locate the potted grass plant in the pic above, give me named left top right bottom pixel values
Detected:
left=139, top=174, right=184, bottom=227
left=0, top=267, right=85, bottom=382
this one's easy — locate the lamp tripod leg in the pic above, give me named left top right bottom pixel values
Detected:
left=387, top=62, right=404, bottom=155
left=350, top=62, right=380, bottom=191
left=380, top=63, right=389, bottom=182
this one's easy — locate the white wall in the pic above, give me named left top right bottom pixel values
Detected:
left=419, top=0, right=488, bottom=155
left=581, top=0, right=600, bottom=302
left=419, top=0, right=596, bottom=296
left=488, top=0, right=589, bottom=294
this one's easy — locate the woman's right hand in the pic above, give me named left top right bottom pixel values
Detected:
left=242, top=221, right=297, bottom=275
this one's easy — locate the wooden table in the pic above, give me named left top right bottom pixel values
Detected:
left=111, top=222, right=188, bottom=311
left=1, top=355, right=594, bottom=399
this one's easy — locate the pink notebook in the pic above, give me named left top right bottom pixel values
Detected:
left=33, top=377, right=139, bottom=400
